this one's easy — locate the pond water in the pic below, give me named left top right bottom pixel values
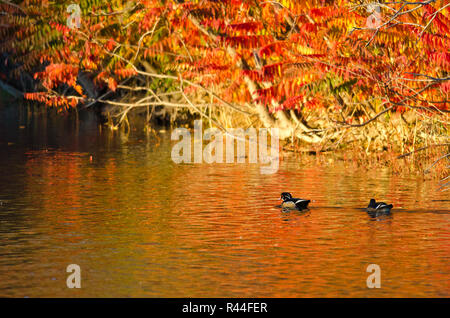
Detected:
left=0, top=105, right=449, bottom=297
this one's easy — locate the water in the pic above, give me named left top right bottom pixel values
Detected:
left=0, top=105, right=449, bottom=297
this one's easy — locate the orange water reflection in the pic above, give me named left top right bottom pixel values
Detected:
left=0, top=123, right=449, bottom=297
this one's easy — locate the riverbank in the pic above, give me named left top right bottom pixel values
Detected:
left=1, top=99, right=448, bottom=184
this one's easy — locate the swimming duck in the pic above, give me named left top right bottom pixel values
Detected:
left=367, top=199, right=393, bottom=212
left=280, top=192, right=310, bottom=210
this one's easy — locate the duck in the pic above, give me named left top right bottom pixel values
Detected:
left=280, top=192, right=310, bottom=210
left=366, top=199, right=393, bottom=212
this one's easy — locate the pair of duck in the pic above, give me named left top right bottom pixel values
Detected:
left=280, top=192, right=393, bottom=212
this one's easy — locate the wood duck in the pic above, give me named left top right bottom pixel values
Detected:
left=367, top=199, right=393, bottom=212
left=280, top=192, right=310, bottom=210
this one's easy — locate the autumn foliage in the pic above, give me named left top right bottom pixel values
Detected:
left=0, top=0, right=448, bottom=140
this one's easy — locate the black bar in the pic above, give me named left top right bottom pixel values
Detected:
left=1, top=298, right=448, bottom=315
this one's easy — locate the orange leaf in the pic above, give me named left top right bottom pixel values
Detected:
left=108, top=78, right=117, bottom=92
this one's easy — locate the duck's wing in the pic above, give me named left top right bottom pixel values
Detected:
left=375, top=202, right=393, bottom=210
left=293, top=198, right=310, bottom=209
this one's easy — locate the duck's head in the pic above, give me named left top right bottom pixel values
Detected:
left=280, top=192, right=292, bottom=201
left=368, top=198, right=376, bottom=208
